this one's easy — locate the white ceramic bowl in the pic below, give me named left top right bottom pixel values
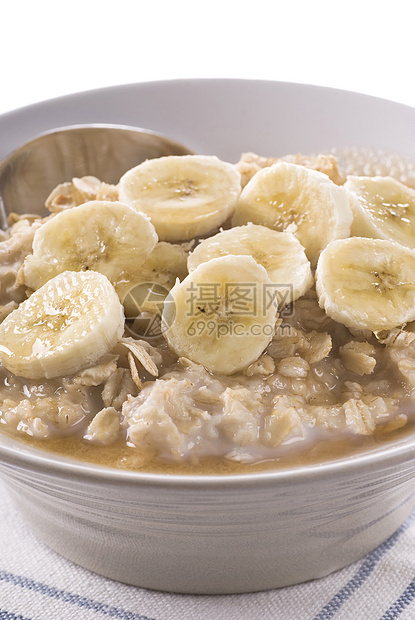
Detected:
left=1, top=79, right=415, bottom=594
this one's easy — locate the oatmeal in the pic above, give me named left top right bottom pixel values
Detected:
left=0, top=148, right=415, bottom=472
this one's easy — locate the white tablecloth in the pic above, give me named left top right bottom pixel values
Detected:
left=1, top=480, right=415, bottom=619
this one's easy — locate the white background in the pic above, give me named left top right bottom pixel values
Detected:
left=0, top=0, right=414, bottom=116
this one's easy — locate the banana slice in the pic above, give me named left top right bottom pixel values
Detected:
left=345, top=175, right=415, bottom=248
left=316, top=237, right=415, bottom=331
left=232, top=162, right=353, bottom=266
left=187, top=224, right=313, bottom=306
left=23, top=200, right=158, bottom=290
left=162, top=255, right=278, bottom=374
left=0, top=271, right=124, bottom=379
left=118, top=155, right=241, bottom=242
left=118, top=241, right=189, bottom=316
left=122, top=241, right=188, bottom=292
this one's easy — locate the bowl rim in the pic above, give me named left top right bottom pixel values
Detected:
left=1, top=429, right=415, bottom=489
left=1, top=78, right=415, bottom=489
left=2, top=77, right=415, bottom=122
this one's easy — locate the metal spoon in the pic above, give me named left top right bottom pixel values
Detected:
left=0, top=124, right=193, bottom=228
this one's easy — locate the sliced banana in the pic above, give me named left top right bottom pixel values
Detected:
left=118, top=241, right=189, bottom=316
left=188, top=224, right=313, bottom=306
left=0, top=270, right=124, bottom=379
left=316, top=237, right=415, bottom=332
left=118, top=155, right=241, bottom=242
left=121, top=241, right=188, bottom=292
left=232, top=162, right=353, bottom=266
left=345, top=175, right=415, bottom=248
left=162, top=255, right=278, bottom=374
left=22, top=200, right=158, bottom=291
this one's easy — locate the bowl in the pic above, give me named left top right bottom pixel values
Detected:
left=0, top=79, right=415, bottom=594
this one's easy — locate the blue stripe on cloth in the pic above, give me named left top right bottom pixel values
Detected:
left=0, top=610, right=34, bottom=620
left=380, top=576, right=415, bottom=619
left=312, top=512, right=415, bottom=620
left=0, top=571, right=156, bottom=620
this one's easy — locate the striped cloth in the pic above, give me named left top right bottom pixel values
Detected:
left=1, top=480, right=415, bottom=620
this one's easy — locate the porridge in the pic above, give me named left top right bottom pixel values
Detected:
left=0, top=149, right=415, bottom=473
